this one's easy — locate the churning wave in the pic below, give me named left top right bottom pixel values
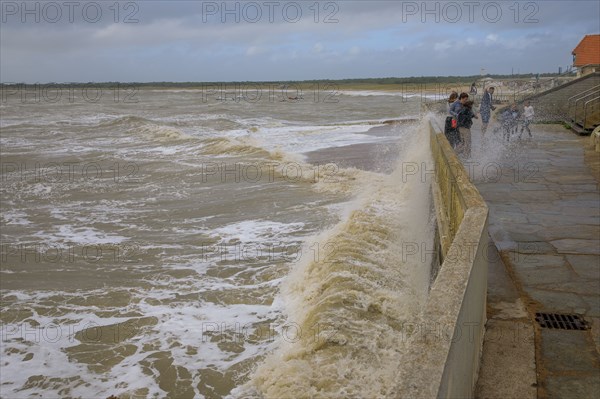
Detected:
left=233, top=119, right=435, bottom=399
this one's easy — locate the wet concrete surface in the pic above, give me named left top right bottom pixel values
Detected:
left=472, top=124, right=599, bottom=398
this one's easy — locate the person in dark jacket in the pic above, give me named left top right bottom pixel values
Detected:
left=500, top=104, right=520, bottom=142
left=479, top=87, right=496, bottom=134
left=456, top=100, right=478, bottom=157
left=470, top=82, right=477, bottom=94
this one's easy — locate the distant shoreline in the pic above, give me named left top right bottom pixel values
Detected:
left=0, top=73, right=570, bottom=89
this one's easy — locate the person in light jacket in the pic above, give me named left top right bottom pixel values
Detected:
left=444, top=92, right=460, bottom=147
left=449, top=92, right=469, bottom=118
left=520, top=101, right=534, bottom=138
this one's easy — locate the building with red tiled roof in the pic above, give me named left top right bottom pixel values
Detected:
left=572, top=34, right=600, bottom=76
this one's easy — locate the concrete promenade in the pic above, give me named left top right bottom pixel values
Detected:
left=470, top=124, right=600, bottom=398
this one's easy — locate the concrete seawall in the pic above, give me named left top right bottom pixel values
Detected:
left=397, top=120, right=489, bottom=398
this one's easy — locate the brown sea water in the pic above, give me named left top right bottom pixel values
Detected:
left=1, top=88, right=434, bottom=398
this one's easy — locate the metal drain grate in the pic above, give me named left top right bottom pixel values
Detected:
left=535, top=313, right=590, bottom=330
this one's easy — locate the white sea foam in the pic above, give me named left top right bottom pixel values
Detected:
left=248, top=123, right=386, bottom=157
left=338, top=90, right=406, bottom=97
left=1, top=88, right=431, bottom=398
left=211, top=220, right=306, bottom=244
left=0, top=310, right=164, bottom=398
left=32, top=225, right=129, bottom=245
left=1, top=210, right=32, bottom=225
left=338, top=90, right=446, bottom=101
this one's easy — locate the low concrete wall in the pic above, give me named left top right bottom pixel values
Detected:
left=397, top=120, right=489, bottom=398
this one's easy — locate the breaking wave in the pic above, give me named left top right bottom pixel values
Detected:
left=235, top=119, right=435, bottom=399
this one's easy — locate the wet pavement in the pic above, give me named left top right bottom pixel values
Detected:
left=472, top=124, right=600, bottom=398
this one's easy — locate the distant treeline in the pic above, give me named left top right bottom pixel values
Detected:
left=0, top=73, right=572, bottom=88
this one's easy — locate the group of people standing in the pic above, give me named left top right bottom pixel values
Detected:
left=499, top=100, right=535, bottom=141
left=444, top=86, right=535, bottom=156
left=444, top=88, right=491, bottom=157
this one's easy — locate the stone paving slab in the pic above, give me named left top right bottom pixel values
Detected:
left=559, top=193, right=599, bottom=201
left=566, top=255, right=600, bottom=279
left=514, top=266, right=577, bottom=286
left=541, top=330, right=599, bottom=372
left=581, top=296, right=600, bottom=318
left=545, top=375, right=600, bottom=399
left=527, top=288, right=590, bottom=315
left=534, top=280, right=600, bottom=295
left=514, top=242, right=558, bottom=253
left=550, top=239, right=600, bottom=254
left=475, top=319, right=537, bottom=399
left=511, top=254, right=568, bottom=269
left=536, top=225, right=599, bottom=241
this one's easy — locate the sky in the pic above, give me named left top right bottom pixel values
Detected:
left=1, top=0, right=599, bottom=82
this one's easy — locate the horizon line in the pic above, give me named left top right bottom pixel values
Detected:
left=0, top=71, right=572, bottom=86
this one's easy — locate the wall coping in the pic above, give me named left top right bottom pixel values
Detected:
left=395, top=119, right=489, bottom=398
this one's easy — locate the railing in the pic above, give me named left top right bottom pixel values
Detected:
left=568, top=85, right=600, bottom=130
left=568, top=84, right=600, bottom=117
left=502, top=68, right=577, bottom=103
left=419, top=72, right=580, bottom=107
left=582, top=96, right=600, bottom=130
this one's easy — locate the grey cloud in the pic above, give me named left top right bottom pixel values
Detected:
left=1, top=0, right=597, bottom=82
